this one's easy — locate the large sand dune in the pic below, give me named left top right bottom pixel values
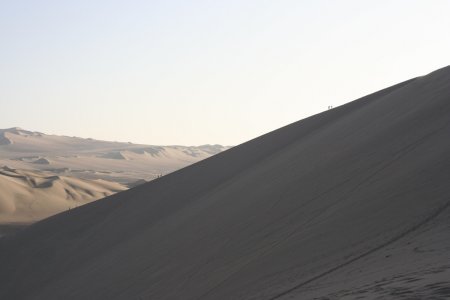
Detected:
left=1, top=66, right=449, bottom=299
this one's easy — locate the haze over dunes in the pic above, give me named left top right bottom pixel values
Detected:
left=0, top=128, right=229, bottom=224
left=1, top=67, right=449, bottom=299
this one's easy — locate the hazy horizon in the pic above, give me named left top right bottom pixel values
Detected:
left=1, top=0, right=449, bottom=145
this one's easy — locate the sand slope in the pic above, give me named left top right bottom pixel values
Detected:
left=1, top=66, right=450, bottom=299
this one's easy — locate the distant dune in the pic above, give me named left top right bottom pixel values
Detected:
left=0, top=127, right=230, bottom=185
left=100, top=151, right=130, bottom=160
left=1, top=67, right=450, bottom=299
left=0, top=166, right=127, bottom=224
left=33, top=158, right=51, bottom=165
left=0, top=137, right=12, bottom=146
left=0, top=128, right=229, bottom=225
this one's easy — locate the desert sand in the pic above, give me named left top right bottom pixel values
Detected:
left=0, top=129, right=228, bottom=224
left=0, top=166, right=127, bottom=224
left=0, top=66, right=449, bottom=299
left=0, top=127, right=229, bottom=185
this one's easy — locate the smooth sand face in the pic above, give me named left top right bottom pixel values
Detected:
left=0, top=67, right=449, bottom=299
left=0, top=130, right=229, bottom=224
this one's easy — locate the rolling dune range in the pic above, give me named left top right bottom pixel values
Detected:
left=0, top=128, right=228, bottom=224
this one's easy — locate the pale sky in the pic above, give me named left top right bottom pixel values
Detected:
left=1, top=0, right=449, bottom=146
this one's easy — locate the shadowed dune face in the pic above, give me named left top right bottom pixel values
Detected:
left=0, top=67, right=450, bottom=299
left=0, top=135, right=13, bottom=145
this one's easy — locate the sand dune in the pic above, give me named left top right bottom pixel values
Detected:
left=0, top=128, right=229, bottom=184
left=0, top=135, right=12, bottom=145
left=1, top=66, right=450, bottom=299
left=0, top=166, right=126, bottom=224
left=0, top=130, right=228, bottom=224
left=32, top=158, right=51, bottom=165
